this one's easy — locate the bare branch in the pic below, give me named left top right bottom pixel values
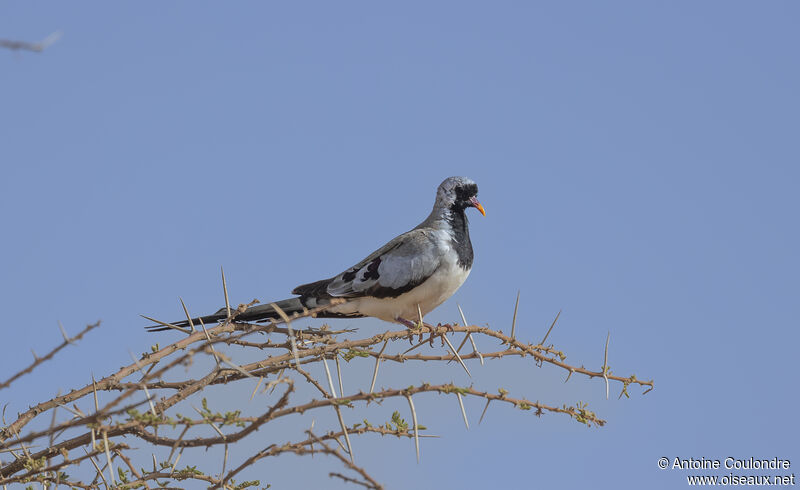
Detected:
left=0, top=321, right=100, bottom=391
left=0, top=282, right=651, bottom=488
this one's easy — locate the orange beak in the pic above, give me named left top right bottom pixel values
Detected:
left=469, top=196, right=486, bottom=217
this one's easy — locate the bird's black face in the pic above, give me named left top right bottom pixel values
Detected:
left=436, top=177, right=486, bottom=216
left=453, top=182, right=485, bottom=216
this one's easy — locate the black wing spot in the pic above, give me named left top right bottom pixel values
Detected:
left=342, top=269, right=358, bottom=282
left=362, top=257, right=381, bottom=281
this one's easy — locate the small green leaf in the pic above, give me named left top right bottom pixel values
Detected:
left=390, top=410, right=409, bottom=431
left=341, top=349, right=371, bottom=362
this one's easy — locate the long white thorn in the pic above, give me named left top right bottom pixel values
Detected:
left=457, top=392, right=469, bottom=430
left=603, top=331, right=610, bottom=400
left=406, top=394, right=420, bottom=463
left=369, top=341, right=388, bottom=394
left=442, top=333, right=471, bottom=378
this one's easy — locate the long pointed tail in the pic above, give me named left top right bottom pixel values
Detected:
left=144, top=298, right=306, bottom=332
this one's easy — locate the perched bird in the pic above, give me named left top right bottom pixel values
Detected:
left=146, top=176, right=485, bottom=331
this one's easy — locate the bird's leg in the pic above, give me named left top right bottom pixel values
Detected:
left=396, top=317, right=419, bottom=330
left=397, top=317, right=434, bottom=344
left=396, top=318, right=418, bottom=345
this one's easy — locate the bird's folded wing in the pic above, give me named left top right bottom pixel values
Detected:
left=296, top=229, right=441, bottom=300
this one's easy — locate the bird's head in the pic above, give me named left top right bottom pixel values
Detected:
left=435, top=176, right=486, bottom=216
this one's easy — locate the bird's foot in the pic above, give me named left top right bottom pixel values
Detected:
left=397, top=317, right=422, bottom=331
left=398, top=317, right=439, bottom=345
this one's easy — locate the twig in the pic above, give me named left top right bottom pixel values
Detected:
left=114, top=448, right=147, bottom=488
left=0, top=321, right=100, bottom=391
left=330, top=472, right=374, bottom=488
left=511, top=290, right=520, bottom=339
left=540, top=309, right=561, bottom=346
left=305, top=431, right=383, bottom=489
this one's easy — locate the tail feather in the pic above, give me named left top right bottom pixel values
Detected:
left=237, top=298, right=306, bottom=322
left=144, top=297, right=307, bottom=332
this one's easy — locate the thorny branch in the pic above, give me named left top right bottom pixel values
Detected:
left=0, top=321, right=101, bottom=391
left=0, top=288, right=653, bottom=488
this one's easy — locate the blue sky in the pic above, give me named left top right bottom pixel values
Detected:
left=1, top=2, right=798, bottom=488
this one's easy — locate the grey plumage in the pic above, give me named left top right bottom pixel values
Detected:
left=322, top=230, right=441, bottom=298
left=146, top=176, right=484, bottom=331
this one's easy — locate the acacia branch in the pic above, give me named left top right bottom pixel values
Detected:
left=0, top=289, right=653, bottom=488
left=0, top=321, right=100, bottom=391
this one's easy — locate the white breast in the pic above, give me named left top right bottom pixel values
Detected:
left=337, top=268, right=469, bottom=323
